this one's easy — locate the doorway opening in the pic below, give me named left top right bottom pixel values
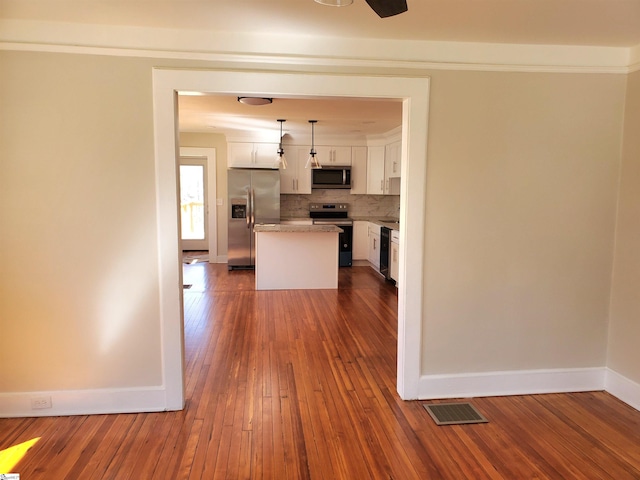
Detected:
left=178, top=147, right=217, bottom=262
left=179, top=158, right=207, bottom=251
left=152, top=69, right=429, bottom=408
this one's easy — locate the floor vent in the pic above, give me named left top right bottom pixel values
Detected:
left=423, top=402, right=488, bottom=426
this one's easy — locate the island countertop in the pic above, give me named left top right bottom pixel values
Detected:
left=254, top=224, right=342, bottom=233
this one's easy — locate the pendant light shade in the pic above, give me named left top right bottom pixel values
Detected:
left=305, top=120, right=322, bottom=169
left=276, top=119, right=287, bottom=170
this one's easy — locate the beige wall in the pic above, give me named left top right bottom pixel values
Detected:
left=0, top=49, right=634, bottom=402
left=0, top=51, right=163, bottom=391
left=608, top=70, right=640, bottom=384
left=422, top=70, right=626, bottom=373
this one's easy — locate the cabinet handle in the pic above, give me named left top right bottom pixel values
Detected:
left=380, top=180, right=384, bottom=191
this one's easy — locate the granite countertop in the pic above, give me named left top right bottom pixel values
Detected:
left=254, top=224, right=343, bottom=233
left=279, top=216, right=399, bottom=231
left=351, top=216, right=400, bottom=231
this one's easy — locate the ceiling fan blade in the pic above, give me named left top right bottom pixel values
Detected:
left=365, top=0, right=408, bottom=18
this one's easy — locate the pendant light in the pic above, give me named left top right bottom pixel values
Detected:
left=275, top=119, right=287, bottom=170
left=305, top=120, right=322, bottom=169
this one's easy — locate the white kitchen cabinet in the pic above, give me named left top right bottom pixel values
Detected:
left=368, top=222, right=381, bottom=269
left=228, top=142, right=279, bottom=168
left=280, top=148, right=312, bottom=194
left=315, top=146, right=352, bottom=166
left=390, top=232, right=399, bottom=284
left=350, top=146, right=367, bottom=194
left=366, top=146, right=385, bottom=195
left=384, top=141, right=402, bottom=194
left=353, top=221, right=369, bottom=260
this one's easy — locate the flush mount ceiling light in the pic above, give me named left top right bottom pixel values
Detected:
left=305, top=120, right=322, bottom=170
left=237, top=97, right=273, bottom=106
left=275, top=119, right=287, bottom=170
left=314, top=0, right=353, bottom=6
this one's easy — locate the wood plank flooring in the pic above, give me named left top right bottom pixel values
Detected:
left=2, top=263, right=640, bottom=479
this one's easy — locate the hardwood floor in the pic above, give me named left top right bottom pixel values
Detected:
left=2, top=263, right=640, bottom=479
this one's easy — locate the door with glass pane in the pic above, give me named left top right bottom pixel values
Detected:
left=179, top=157, right=208, bottom=251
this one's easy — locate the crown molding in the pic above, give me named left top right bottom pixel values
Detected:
left=0, top=19, right=636, bottom=74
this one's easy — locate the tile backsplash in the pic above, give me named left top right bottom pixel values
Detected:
left=281, top=191, right=400, bottom=218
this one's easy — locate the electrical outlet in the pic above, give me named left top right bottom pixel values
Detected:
left=31, top=396, right=52, bottom=410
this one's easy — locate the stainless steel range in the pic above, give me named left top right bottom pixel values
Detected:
left=309, top=203, right=353, bottom=267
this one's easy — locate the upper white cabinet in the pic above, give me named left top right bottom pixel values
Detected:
left=367, top=141, right=402, bottom=195
left=280, top=148, right=312, bottom=194
left=384, top=141, right=402, bottom=195
left=350, top=146, right=367, bottom=194
left=315, top=146, right=352, bottom=166
left=366, top=145, right=385, bottom=195
left=228, top=142, right=279, bottom=168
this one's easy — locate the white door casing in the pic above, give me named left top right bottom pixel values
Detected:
left=152, top=69, right=430, bottom=409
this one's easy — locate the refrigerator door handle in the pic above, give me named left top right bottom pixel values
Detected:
left=250, top=188, right=256, bottom=227
left=246, top=187, right=251, bottom=229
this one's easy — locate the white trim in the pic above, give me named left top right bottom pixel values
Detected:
left=0, top=19, right=636, bottom=74
left=153, top=87, right=186, bottom=412
left=605, top=368, right=640, bottom=411
left=418, top=367, right=606, bottom=399
left=0, top=387, right=168, bottom=418
left=629, top=45, right=640, bottom=73
left=152, top=68, right=430, bottom=401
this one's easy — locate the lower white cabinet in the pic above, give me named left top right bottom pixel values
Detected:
left=368, top=222, right=381, bottom=269
left=390, top=237, right=399, bottom=283
left=353, top=221, right=369, bottom=260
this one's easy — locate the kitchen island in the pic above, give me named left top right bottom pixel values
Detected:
left=253, top=224, right=342, bottom=290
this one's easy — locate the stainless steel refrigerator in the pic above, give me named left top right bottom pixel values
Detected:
left=228, top=169, right=280, bottom=269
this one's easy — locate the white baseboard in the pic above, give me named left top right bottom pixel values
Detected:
left=418, top=367, right=607, bottom=400
left=0, top=386, right=176, bottom=418
left=215, top=255, right=228, bottom=263
left=605, top=368, right=640, bottom=411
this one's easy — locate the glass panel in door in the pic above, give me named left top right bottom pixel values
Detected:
left=179, top=159, right=208, bottom=251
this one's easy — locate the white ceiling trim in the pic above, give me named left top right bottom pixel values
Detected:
left=0, top=19, right=635, bottom=74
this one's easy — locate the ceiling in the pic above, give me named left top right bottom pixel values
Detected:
left=2, top=0, right=640, bottom=47
left=4, top=0, right=639, bottom=137
left=178, top=94, right=403, bottom=139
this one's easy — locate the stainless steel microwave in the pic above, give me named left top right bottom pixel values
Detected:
left=311, top=166, right=352, bottom=189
